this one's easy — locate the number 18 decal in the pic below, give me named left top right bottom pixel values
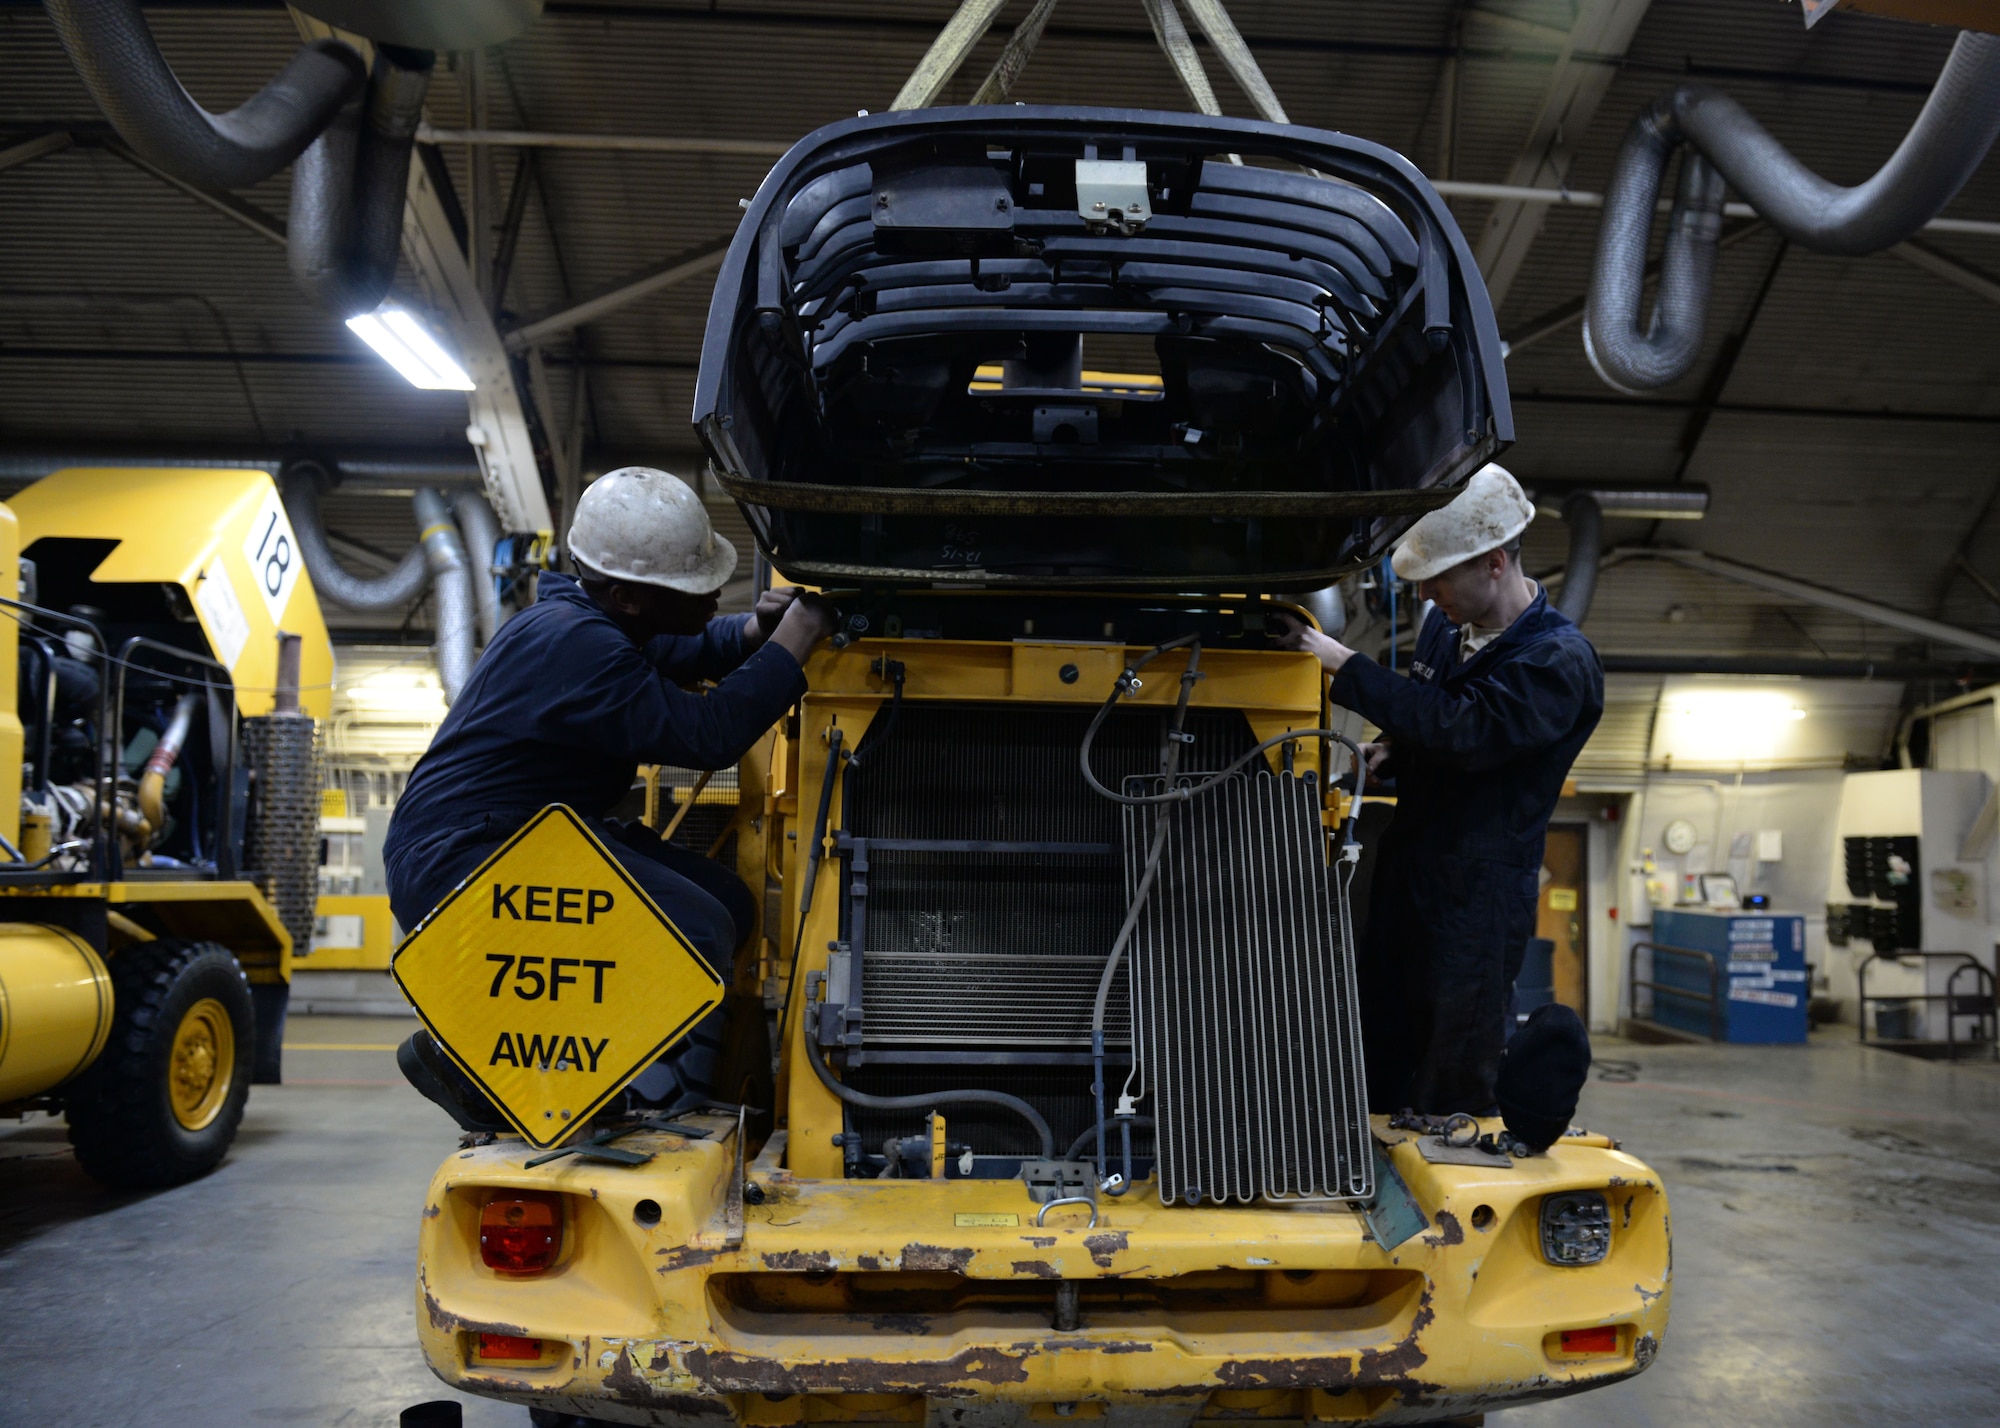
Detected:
left=240, top=483, right=302, bottom=623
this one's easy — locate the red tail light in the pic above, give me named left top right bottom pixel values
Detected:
left=1559, top=1326, right=1621, bottom=1356
left=475, top=1333, right=544, bottom=1363
left=479, top=1192, right=563, bottom=1274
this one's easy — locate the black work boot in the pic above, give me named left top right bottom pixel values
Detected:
left=398, top=1031, right=511, bottom=1134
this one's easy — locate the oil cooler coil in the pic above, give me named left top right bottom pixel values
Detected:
left=0, top=924, right=113, bottom=1102
left=1123, top=770, right=1373, bottom=1205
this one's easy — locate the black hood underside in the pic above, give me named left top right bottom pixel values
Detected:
left=695, top=106, right=1511, bottom=592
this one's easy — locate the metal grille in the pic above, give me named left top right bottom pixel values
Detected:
left=1123, top=771, right=1373, bottom=1205
left=843, top=704, right=1252, bottom=1052
left=242, top=714, right=319, bottom=956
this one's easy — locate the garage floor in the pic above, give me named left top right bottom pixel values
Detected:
left=4, top=1018, right=1998, bottom=1427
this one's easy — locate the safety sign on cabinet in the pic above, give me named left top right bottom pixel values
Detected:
left=391, top=804, right=725, bottom=1147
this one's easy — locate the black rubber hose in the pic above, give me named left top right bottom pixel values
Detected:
left=1554, top=493, right=1602, bottom=626
left=804, top=1030, right=1055, bottom=1160
left=1067, top=1116, right=1154, bottom=1162
left=280, top=463, right=431, bottom=612
left=289, top=45, right=435, bottom=318
left=44, top=0, right=365, bottom=190
left=1586, top=30, right=2000, bottom=392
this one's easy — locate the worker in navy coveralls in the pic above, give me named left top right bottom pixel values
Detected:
left=1281, top=464, right=1603, bottom=1116
left=386, top=466, right=835, bottom=1124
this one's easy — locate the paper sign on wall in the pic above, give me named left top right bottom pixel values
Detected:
left=1548, top=888, right=1578, bottom=912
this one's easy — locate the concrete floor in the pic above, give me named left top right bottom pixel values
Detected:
left=4, top=1018, right=1999, bottom=1427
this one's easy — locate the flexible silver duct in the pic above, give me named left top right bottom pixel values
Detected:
left=280, top=464, right=431, bottom=612
left=450, top=491, right=504, bottom=644
left=1586, top=30, right=2000, bottom=392
left=413, top=487, right=477, bottom=703
left=44, top=0, right=435, bottom=319
left=43, top=0, right=364, bottom=189
left=289, top=45, right=434, bottom=319
left=1554, top=493, right=1603, bottom=626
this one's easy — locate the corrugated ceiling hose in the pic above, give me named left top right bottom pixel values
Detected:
left=413, top=487, right=477, bottom=703
left=43, top=0, right=364, bottom=189
left=44, top=0, right=434, bottom=318
left=1585, top=29, right=2000, bottom=392
left=281, top=463, right=431, bottom=612
left=1554, top=493, right=1602, bottom=626
left=450, top=492, right=505, bottom=644
left=289, top=45, right=435, bottom=318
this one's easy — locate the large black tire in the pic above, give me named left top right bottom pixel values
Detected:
left=65, top=939, right=255, bottom=1189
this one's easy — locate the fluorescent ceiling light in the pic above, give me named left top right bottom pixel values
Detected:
left=346, top=307, right=476, bottom=391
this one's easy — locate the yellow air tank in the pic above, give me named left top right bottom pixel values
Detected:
left=0, top=924, right=113, bottom=1102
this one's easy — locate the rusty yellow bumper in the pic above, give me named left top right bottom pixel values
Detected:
left=414, top=1118, right=1669, bottom=1426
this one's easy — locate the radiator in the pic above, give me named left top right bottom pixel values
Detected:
left=1123, top=771, right=1373, bottom=1204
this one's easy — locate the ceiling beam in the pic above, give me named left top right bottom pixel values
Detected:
left=0, top=130, right=71, bottom=175
left=1892, top=237, right=2000, bottom=306
left=503, top=235, right=733, bottom=350
left=1470, top=0, right=1656, bottom=310
left=1616, top=546, right=2000, bottom=660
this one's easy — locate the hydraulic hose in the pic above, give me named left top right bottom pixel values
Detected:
left=804, top=1029, right=1055, bottom=1160
left=1586, top=30, right=2000, bottom=391
left=451, top=492, right=505, bottom=645
left=136, top=693, right=200, bottom=843
left=1554, top=493, right=1603, bottom=626
left=44, top=0, right=365, bottom=190
left=413, top=487, right=476, bottom=703
left=281, top=463, right=431, bottom=612
left=289, top=45, right=435, bottom=318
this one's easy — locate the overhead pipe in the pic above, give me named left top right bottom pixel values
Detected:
left=450, top=491, right=505, bottom=644
left=43, top=0, right=364, bottom=190
left=1585, top=30, right=2000, bottom=391
left=413, top=487, right=477, bottom=703
left=1553, top=493, right=1603, bottom=625
left=289, top=45, right=435, bottom=318
left=43, top=0, right=436, bottom=319
left=281, top=463, right=431, bottom=612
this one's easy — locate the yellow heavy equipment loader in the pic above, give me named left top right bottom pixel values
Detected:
left=403, top=109, right=1670, bottom=1425
left=0, top=467, right=328, bottom=1187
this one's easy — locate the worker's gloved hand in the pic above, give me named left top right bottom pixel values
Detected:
left=768, top=591, right=840, bottom=664
left=1272, top=612, right=1360, bottom=673
left=751, top=585, right=806, bottom=643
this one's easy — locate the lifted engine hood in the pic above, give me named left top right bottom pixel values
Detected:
left=695, top=106, right=1511, bottom=592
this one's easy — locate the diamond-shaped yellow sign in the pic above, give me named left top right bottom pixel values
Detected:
left=391, top=805, right=725, bottom=1148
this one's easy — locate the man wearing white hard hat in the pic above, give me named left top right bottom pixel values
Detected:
left=1281, top=463, right=1602, bottom=1118
left=385, top=467, right=836, bottom=1127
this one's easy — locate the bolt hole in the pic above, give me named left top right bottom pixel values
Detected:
left=1471, top=1204, right=1496, bottom=1230
left=1282, top=1268, right=1315, bottom=1283
left=1059, top=663, right=1080, bottom=684
left=633, top=1198, right=662, bottom=1228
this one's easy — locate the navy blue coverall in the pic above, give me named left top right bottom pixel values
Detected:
left=1329, top=589, right=1602, bottom=1115
left=385, top=572, right=807, bottom=1109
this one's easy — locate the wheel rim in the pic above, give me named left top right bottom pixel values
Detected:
left=169, top=997, right=235, bottom=1131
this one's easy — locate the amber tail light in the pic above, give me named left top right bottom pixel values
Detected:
left=479, top=1192, right=563, bottom=1275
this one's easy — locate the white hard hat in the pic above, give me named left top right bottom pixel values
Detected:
left=567, top=466, right=737, bottom=594
left=1390, top=463, right=1535, bottom=583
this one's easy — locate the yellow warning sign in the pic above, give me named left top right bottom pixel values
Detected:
left=1548, top=888, right=1579, bottom=912
left=391, top=805, right=725, bottom=1148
